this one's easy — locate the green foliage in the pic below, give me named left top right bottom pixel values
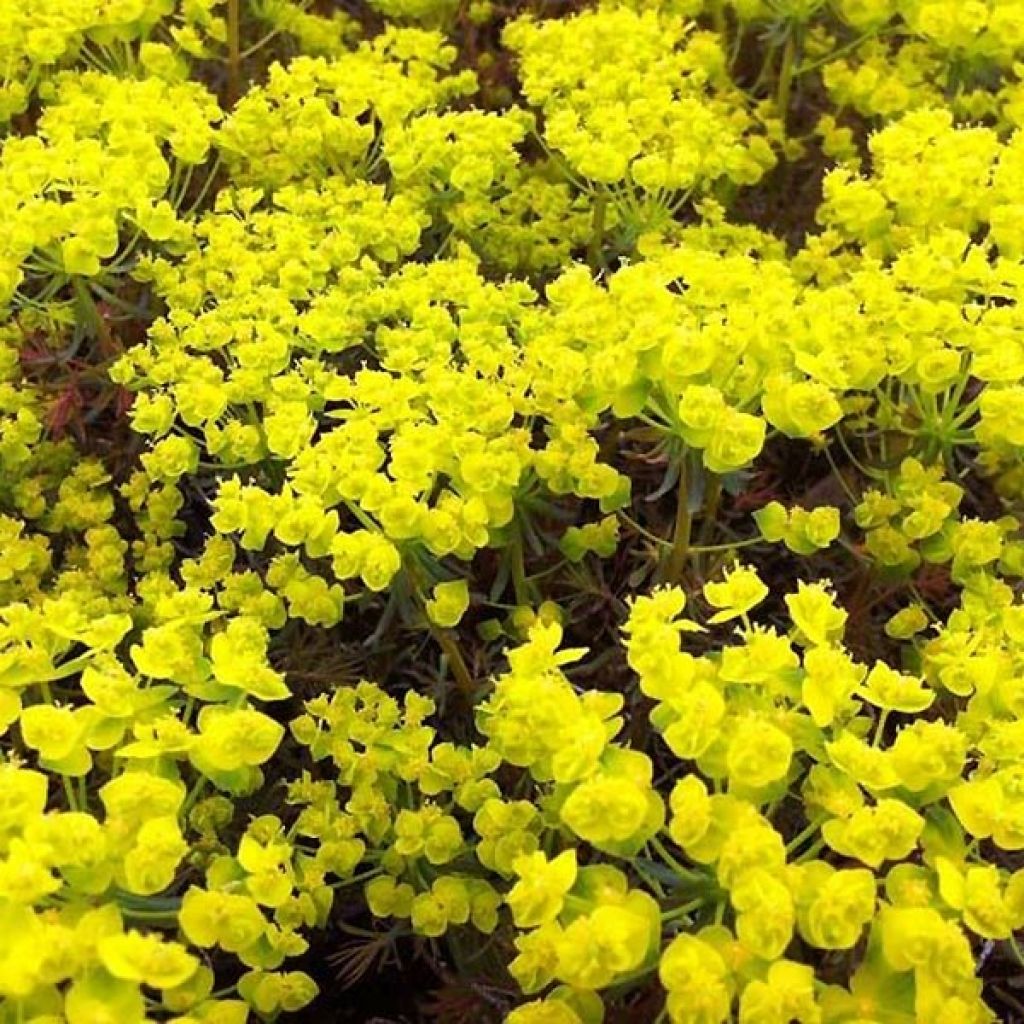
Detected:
left=2, top=0, right=1024, bottom=1022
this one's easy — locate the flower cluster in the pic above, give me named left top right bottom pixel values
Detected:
left=1, top=0, right=1024, bottom=1020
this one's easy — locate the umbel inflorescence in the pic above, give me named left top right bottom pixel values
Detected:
left=2, top=1, right=1024, bottom=1022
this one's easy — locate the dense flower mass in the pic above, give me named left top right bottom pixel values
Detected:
left=2, top=0, right=1024, bottom=1021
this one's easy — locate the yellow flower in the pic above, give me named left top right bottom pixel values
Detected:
left=860, top=662, right=934, bottom=713
left=704, top=565, right=769, bottom=624
left=507, top=850, right=577, bottom=929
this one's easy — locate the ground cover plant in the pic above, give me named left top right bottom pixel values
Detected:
left=3, top=0, right=1024, bottom=1021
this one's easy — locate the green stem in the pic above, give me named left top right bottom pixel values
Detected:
left=181, top=776, right=209, bottom=820
left=660, top=897, right=708, bottom=923
left=587, top=190, right=608, bottom=272
left=226, top=0, right=242, bottom=107
left=785, top=819, right=821, bottom=854
left=406, top=559, right=477, bottom=701
left=873, top=708, right=890, bottom=748
left=61, top=776, right=79, bottom=812
left=72, top=278, right=115, bottom=355
left=634, top=859, right=667, bottom=900
left=696, top=472, right=723, bottom=574
left=649, top=836, right=706, bottom=885
left=796, top=838, right=826, bottom=863
left=182, top=155, right=223, bottom=218
left=605, top=964, right=658, bottom=992
left=509, top=519, right=530, bottom=606
left=435, top=626, right=476, bottom=702
left=689, top=536, right=764, bottom=554
left=120, top=905, right=181, bottom=922
left=794, top=27, right=897, bottom=76
left=777, top=32, right=798, bottom=128
left=710, top=0, right=727, bottom=39
left=698, top=474, right=722, bottom=544
left=330, top=866, right=384, bottom=889
left=240, top=27, right=283, bottom=60
left=661, top=457, right=693, bottom=585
